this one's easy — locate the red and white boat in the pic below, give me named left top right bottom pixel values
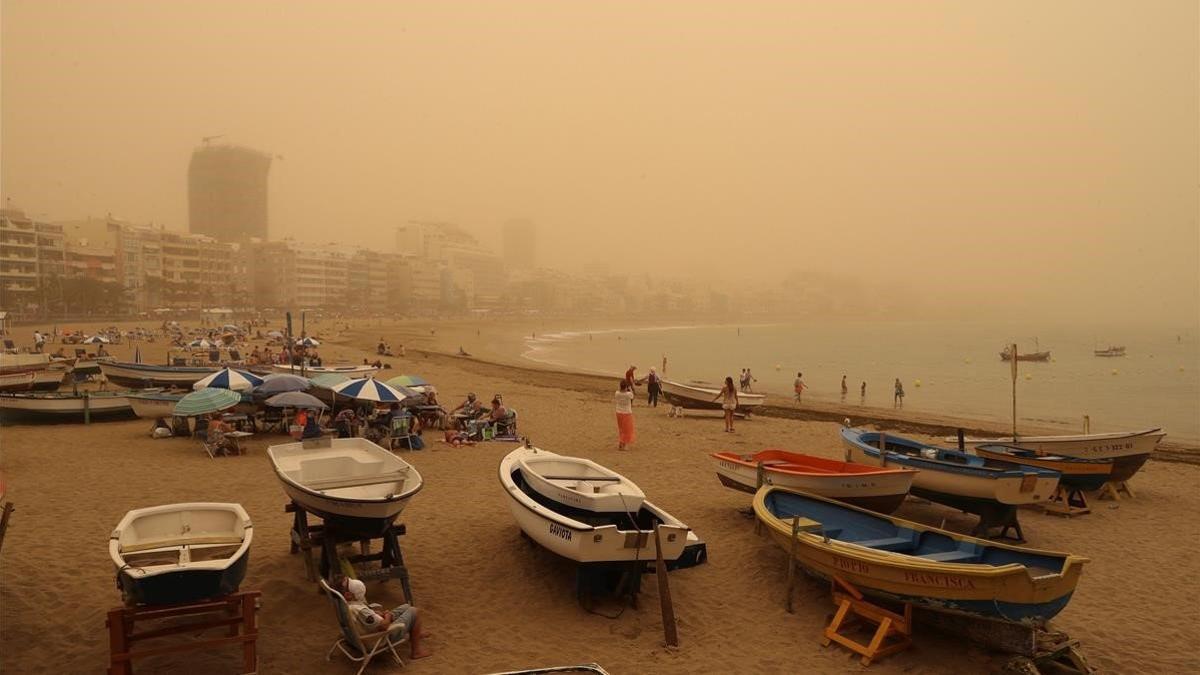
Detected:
left=712, top=449, right=917, bottom=513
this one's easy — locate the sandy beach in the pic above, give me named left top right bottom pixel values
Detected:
left=2, top=318, right=1199, bottom=673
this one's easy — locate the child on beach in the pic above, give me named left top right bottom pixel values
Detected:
left=713, top=376, right=739, bottom=432
left=615, top=380, right=636, bottom=450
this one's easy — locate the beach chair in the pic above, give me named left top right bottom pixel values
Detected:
left=387, top=414, right=421, bottom=451
left=2, top=339, right=16, bottom=354
left=200, top=437, right=223, bottom=459
left=492, top=409, right=519, bottom=440
left=318, top=579, right=407, bottom=674
left=193, top=417, right=210, bottom=440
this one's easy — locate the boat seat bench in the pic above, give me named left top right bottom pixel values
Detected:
left=121, top=535, right=245, bottom=554
left=918, top=550, right=980, bottom=563
left=304, top=471, right=409, bottom=491
left=851, top=536, right=916, bottom=552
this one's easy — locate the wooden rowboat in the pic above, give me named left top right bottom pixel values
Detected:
left=518, top=451, right=646, bottom=513
left=110, top=502, right=252, bottom=606
left=973, top=445, right=1114, bottom=492
left=99, top=361, right=220, bottom=389
left=711, top=450, right=916, bottom=513
left=0, top=391, right=134, bottom=424
left=948, top=429, right=1163, bottom=482
left=754, top=486, right=1088, bottom=624
left=660, top=379, right=765, bottom=415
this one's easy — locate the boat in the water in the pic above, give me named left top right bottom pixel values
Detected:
left=269, top=364, right=379, bottom=378
left=518, top=451, right=646, bottom=513
left=1094, top=346, right=1126, bottom=357
left=109, top=502, right=253, bottom=606
left=973, top=445, right=1114, bottom=492
left=660, top=379, right=765, bottom=415
left=99, top=361, right=220, bottom=389
left=1000, top=345, right=1051, bottom=362
left=267, top=437, right=422, bottom=535
left=126, top=389, right=187, bottom=419
left=841, top=428, right=1060, bottom=510
left=0, top=391, right=134, bottom=424
left=500, top=444, right=693, bottom=564
left=753, top=486, right=1087, bottom=624
left=712, top=450, right=916, bottom=513
left=948, top=429, right=1163, bottom=482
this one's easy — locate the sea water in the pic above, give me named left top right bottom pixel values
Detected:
left=521, top=320, right=1200, bottom=444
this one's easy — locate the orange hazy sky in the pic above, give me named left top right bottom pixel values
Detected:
left=2, top=1, right=1197, bottom=322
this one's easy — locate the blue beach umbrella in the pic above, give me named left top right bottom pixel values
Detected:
left=330, top=377, right=417, bottom=403
left=255, top=373, right=312, bottom=395
left=192, top=367, right=265, bottom=392
left=173, top=388, right=242, bottom=416
left=265, top=391, right=328, bottom=410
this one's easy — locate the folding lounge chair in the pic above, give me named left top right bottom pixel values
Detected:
left=388, top=414, right=421, bottom=451
left=318, top=579, right=407, bottom=674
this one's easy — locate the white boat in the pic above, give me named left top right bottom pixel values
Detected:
left=0, top=353, right=51, bottom=372
left=499, top=444, right=691, bottom=564
left=518, top=452, right=646, bottom=513
left=267, top=437, right=422, bottom=530
left=71, top=355, right=117, bottom=376
left=0, top=371, right=35, bottom=392
left=0, top=391, right=134, bottom=423
left=99, top=361, right=220, bottom=389
left=947, top=428, right=1164, bottom=483
left=270, top=364, right=379, bottom=378
left=30, top=367, right=68, bottom=391
left=660, top=379, right=765, bottom=415
left=109, top=502, right=252, bottom=606
left=126, top=390, right=187, bottom=419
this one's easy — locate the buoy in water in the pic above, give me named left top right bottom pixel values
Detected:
left=1111, top=369, right=1118, bottom=375
left=965, top=358, right=972, bottom=364
left=1025, top=374, right=1033, bottom=380
left=775, top=364, right=781, bottom=371
left=914, top=379, right=922, bottom=387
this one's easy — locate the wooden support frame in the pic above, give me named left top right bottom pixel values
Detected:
left=821, top=576, right=912, bottom=667
left=284, top=502, right=413, bottom=602
left=1098, top=481, right=1134, bottom=501
left=1042, top=485, right=1090, bottom=517
left=0, top=501, right=14, bottom=556
left=106, top=591, right=260, bottom=675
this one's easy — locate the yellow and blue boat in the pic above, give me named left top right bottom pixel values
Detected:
left=753, top=485, right=1088, bottom=624
left=974, top=444, right=1114, bottom=492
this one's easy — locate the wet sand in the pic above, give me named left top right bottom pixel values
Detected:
left=1, top=319, right=1198, bottom=673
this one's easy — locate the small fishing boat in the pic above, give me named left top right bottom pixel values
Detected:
left=841, top=428, right=1060, bottom=510
left=754, top=486, right=1088, bottom=624
left=949, top=428, right=1163, bottom=482
left=30, top=367, right=68, bottom=391
left=0, top=391, right=134, bottom=424
left=71, top=354, right=117, bottom=376
left=126, top=389, right=187, bottom=419
left=0, top=371, right=35, bottom=392
left=267, top=437, right=422, bottom=535
left=712, top=450, right=916, bottom=513
left=500, top=444, right=693, bottom=564
left=973, top=445, right=1114, bottom=492
left=270, top=364, right=379, bottom=378
left=660, top=379, right=765, bottom=415
left=1000, top=346, right=1051, bottom=362
left=519, top=452, right=646, bottom=513
left=109, top=502, right=253, bottom=606
left=99, top=361, right=220, bottom=389
left=1093, top=346, right=1126, bottom=357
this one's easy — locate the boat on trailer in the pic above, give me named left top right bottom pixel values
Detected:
left=0, top=391, right=134, bottom=424
left=99, top=361, right=220, bottom=389
left=754, top=486, right=1088, bottom=624
left=267, top=437, right=422, bottom=536
left=973, top=445, right=1114, bottom=492
left=841, top=428, right=1060, bottom=511
left=947, top=428, right=1163, bottom=482
left=660, top=379, right=765, bottom=416
left=500, top=444, right=695, bottom=564
left=109, top=502, right=253, bottom=606
left=712, top=449, right=916, bottom=513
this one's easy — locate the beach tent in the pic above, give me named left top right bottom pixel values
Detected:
left=192, top=368, right=265, bottom=392
left=265, top=391, right=328, bottom=410
left=255, top=374, right=312, bottom=396
left=82, top=335, right=110, bottom=344
left=330, top=378, right=417, bottom=403
left=174, top=388, right=242, bottom=417
left=296, top=336, right=320, bottom=347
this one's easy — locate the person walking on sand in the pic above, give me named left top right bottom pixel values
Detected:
left=713, top=376, right=739, bottom=432
left=793, top=372, right=807, bottom=404
left=894, top=378, right=905, bottom=407
left=841, top=375, right=848, bottom=402
left=860, top=381, right=866, bottom=403
left=646, top=367, right=662, bottom=407
left=624, top=365, right=640, bottom=392
left=615, top=379, right=636, bottom=450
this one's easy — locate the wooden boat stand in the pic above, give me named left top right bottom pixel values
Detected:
left=106, top=591, right=260, bottom=675
left=821, top=576, right=912, bottom=666
left=970, top=504, right=1024, bottom=543
left=1042, top=485, right=1090, bottom=517
left=285, top=502, right=413, bottom=602
left=1098, top=480, right=1134, bottom=501
left=0, top=500, right=13, bottom=555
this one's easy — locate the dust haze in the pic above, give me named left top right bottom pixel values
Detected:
left=2, top=1, right=1197, bottom=324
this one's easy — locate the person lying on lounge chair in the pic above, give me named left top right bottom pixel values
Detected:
left=333, top=576, right=432, bottom=660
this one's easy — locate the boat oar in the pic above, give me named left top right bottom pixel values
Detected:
left=653, top=525, right=679, bottom=647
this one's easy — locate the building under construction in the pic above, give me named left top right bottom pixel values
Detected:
left=187, top=143, right=272, bottom=242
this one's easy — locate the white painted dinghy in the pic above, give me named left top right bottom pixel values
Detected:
left=518, top=452, right=646, bottom=513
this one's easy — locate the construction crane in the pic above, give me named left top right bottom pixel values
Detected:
left=201, top=134, right=226, bottom=145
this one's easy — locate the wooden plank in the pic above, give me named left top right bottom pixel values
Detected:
left=653, top=525, right=679, bottom=647
left=302, top=471, right=409, bottom=491
left=785, top=516, right=800, bottom=613
left=121, top=534, right=245, bottom=554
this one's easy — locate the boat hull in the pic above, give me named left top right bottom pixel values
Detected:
left=0, top=393, right=135, bottom=424
left=712, top=451, right=915, bottom=514
left=500, top=446, right=690, bottom=564
left=953, top=429, right=1161, bottom=482
left=754, top=486, right=1087, bottom=624
left=30, top=369, right=68, bottom=391
left=660, top=380, right=765, bottom=415
left=974, top=446, right=1113, bottom=491
left=100, top=362, right=219, bottom=389
left=270, top=364, right=379, bottom=378
left=118, top=554, right=250, bottom=606
left=127, top=393, right=185, bottom=420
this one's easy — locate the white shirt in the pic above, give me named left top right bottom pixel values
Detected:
left=614, top=390, right=634, bottom=414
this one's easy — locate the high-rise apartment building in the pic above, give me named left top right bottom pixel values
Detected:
left=188, top=144, right=272, bottom=242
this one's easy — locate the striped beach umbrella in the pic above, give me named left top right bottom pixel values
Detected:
left=385, top=374, right=429, bottom=388
left=309, top=373, right=351, bottom=389
left=265, top=391, right=328, bottom=410
left=330, top=377, right=417, bottom=403
left=192, top=367, right=265, bottom=392
left=173, top=388, right=242, bottom=416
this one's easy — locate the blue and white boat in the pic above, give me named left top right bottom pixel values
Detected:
left=841, top=428, right=1060, bottom=510
left=100, top=361, right=220, bottom=389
